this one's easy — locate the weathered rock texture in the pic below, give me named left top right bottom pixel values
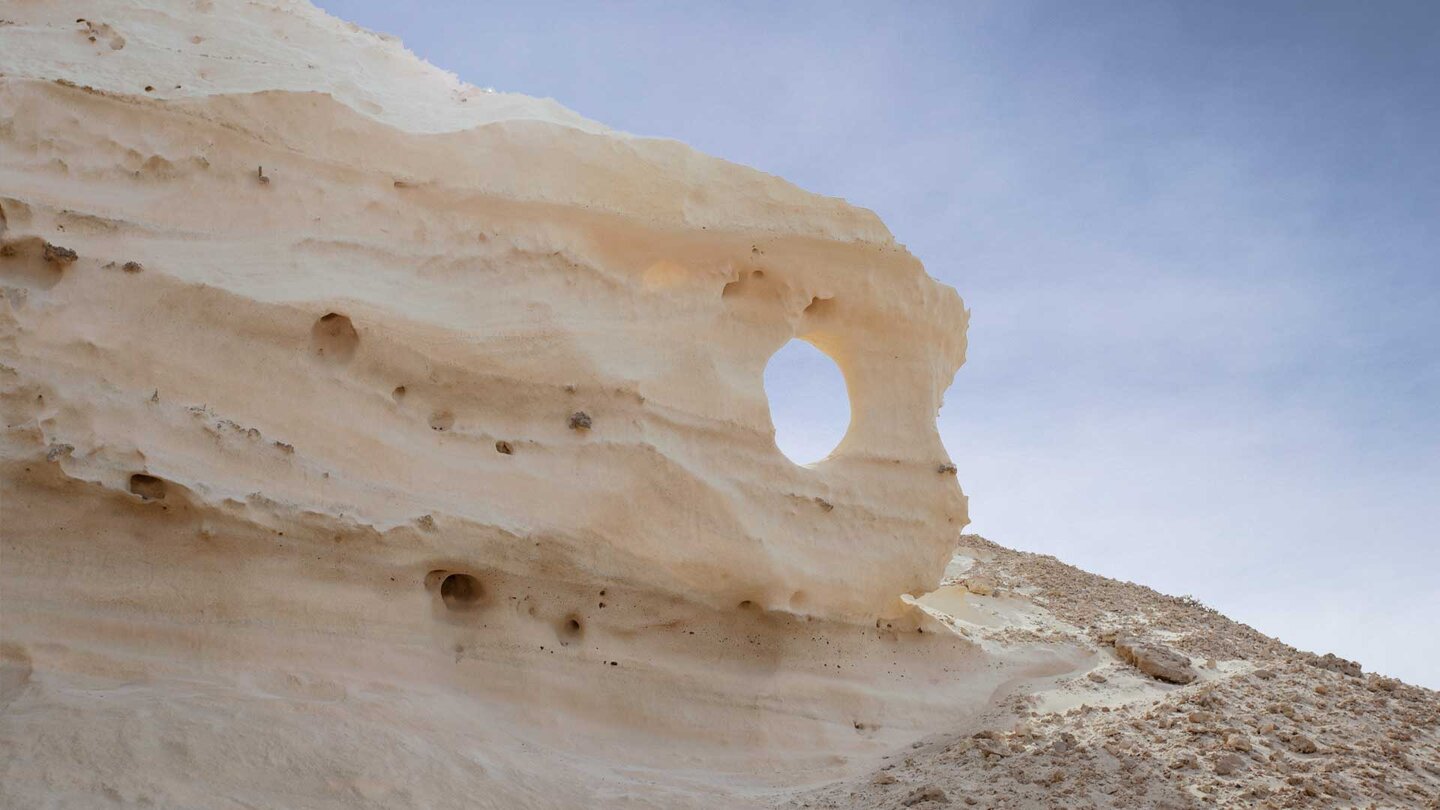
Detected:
left=0, top=2, right=1013, bottom=808
left=0, top=0, right=969, bottom=624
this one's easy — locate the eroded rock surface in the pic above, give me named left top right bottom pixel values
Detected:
left=0, top=0, right=969, bottom=624
left=0, top=2, right=1003, bottom=808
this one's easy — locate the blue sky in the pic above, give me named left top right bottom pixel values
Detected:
left=317, top=0, right=1439, bottom=687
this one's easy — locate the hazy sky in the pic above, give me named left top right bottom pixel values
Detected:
left=317, top=0, right=1439, bottom=687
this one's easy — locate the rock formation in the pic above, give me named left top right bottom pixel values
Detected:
left=2, top=3, right=1436, bottom=809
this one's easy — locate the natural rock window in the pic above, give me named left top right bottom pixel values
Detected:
left=763, top=339, right=850, bottom=465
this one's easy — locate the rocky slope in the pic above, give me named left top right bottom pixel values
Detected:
left=793, top=536, right=1440, bottom=809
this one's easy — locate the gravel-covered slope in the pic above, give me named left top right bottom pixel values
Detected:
left=789, top=535, right=1440, bottom=809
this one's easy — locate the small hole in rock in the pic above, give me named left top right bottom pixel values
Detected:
left=495, top=440, right=513, bottom=454
left=429, top=411, right=455, bottom=431
left=311, top=312, right=358, bottom=364
left=557, top=615, right=584, bottom=643
left=392, top=385, right=407, bottom=403
left=128, top=473, right=167, bottom=500
left=439, top=573, right=483, bottom=610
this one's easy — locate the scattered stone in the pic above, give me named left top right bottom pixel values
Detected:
left=1113, top=633, right=1198, bottom=684
left=976, top=738, right=1010, bottom=758
left=814, top=497, right=834, bottom=512
left=1087, top=671, right=1107, bottom=684
left=1049, top=732, right=1078, bottom=754
left=900, top=785, right=949, bottom=806
left=121, top=261, right=143, bottom=273
left=567, top=411, right=591, bottom=430
left=1213, top=752, right=1246, bottom=776
left=1169, top=752, right=1198, bottom=769
left=936, top=463, right=957, bottom=475
left=1315, top=653, right=1362, bottom=678
left=963, top=577, right=995, bottom=597
left=1366, top=675, right=1400, bottom=692
left=871, top=772, right=896, bottom=785
left=1254, top=668, right=1276, bottom=680
left=1289, top=734, right=1319, bottom=754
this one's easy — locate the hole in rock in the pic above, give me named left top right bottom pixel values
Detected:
left=439, top=573, right=483, bottom=610
left=392, top=385, right=407, bottom=403
left=763, top=339, right=850, bottom=465
left=310, top=312, right=358, bottom=364
left=557, top=615, right=584, bottom=643
left=429, top=411, right=455, bottom=431
left=935, top=375, right=966, bottom=488
left=128, top=473, right=167, bottom=500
